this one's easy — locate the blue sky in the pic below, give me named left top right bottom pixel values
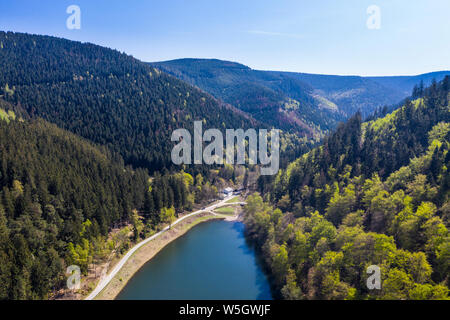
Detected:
left=0, top=0, right=449, bottom=76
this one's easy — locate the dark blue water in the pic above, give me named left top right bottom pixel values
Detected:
left=117, top=220, right=273, bottom=300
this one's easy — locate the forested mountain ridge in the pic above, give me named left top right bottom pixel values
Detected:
left=244, top=77, right=450, bottom=299
left=368, top=71, right=450, bottom=97
left=282, top=70, right=450, bottom=117
left=152, top=58, right=345, bottom=136
left=153, top=58, right=450, bottom=128
left=0, top=32, right=257, bottom=173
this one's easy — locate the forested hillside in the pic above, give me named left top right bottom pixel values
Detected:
left=152, top=59, right=345, bottom=136
left=283, top=71, right=450, bottom=117
left=0, top=113, right=139, bottom=298
left=0, top=32, right=256, bottom=173
left=244, top=77, right=450, bottom=299
left=154, top=59, right=450, bottom=127
left=0, top=107, right=223, bottom=299
left=368, top=71, right=450, bottom=97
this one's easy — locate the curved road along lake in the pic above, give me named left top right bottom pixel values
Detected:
left=116, top=220, right=273, bottom=300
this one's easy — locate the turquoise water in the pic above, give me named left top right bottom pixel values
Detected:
left=116, top=220, right=273, bottom=300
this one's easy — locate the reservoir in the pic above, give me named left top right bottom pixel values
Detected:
left=116, top=220, right=273, bottom=300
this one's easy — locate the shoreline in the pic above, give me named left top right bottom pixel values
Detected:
left=92, top=210, right=241, bottom=300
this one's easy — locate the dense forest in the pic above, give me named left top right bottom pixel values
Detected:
left=0, top=32, right=316, bottom=173
left=153, top=59, right=449, bottom=128
left=282, top=71, right=449, bottom=117
left=153, top=58, right=345, bottom=136
left=244, top=78, right=449, bottom=299
left=0, top=32, right=260, bottom=173
left=0, top=107, right=227, bottom=299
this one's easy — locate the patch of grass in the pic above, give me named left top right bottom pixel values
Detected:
left=226, top=196, right=240, bottom=203
left=214, top=206, right=235, bottom=214
left=183, top=214, right=221, bottom=229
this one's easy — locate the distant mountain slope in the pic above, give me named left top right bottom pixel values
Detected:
left=152, top=59, right=345, bottom=136
left=288, top=70, right=450, bottom=116
left=0, top=32, right=256, bottom=173
left=368, top=71, right=450, bottom=97
left=278, top=72, right=402, bottom=116
left=152, top=58, right=450, bottom=126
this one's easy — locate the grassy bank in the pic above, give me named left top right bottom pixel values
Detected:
left=214, top=206, right=236, bottom=214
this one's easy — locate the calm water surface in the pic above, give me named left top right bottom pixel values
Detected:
left=117, top=220, right=273, bottom=300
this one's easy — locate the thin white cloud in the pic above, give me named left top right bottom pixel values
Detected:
left=247, top=30, right=305, bottom=39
